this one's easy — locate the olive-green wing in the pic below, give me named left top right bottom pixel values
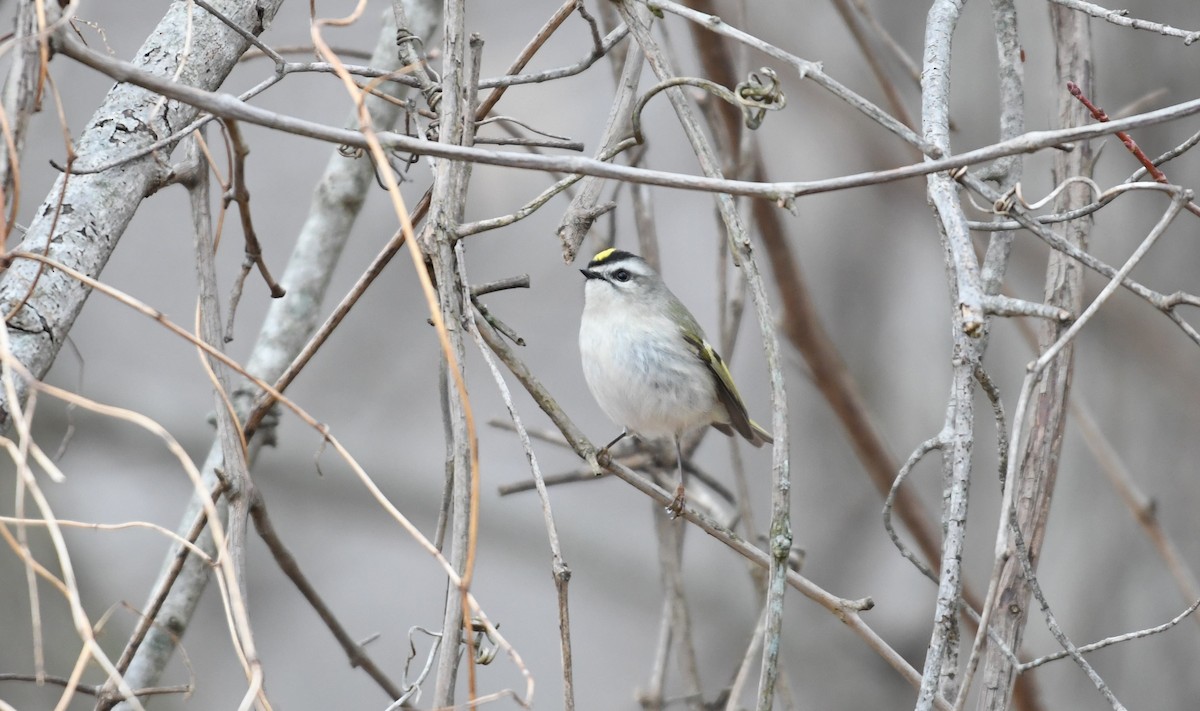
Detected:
left=682, top=332, right=772, bottom=447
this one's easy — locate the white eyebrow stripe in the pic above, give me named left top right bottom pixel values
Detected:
left=596, top=260, right=652, bottom=278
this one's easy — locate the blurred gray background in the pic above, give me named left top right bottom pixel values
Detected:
left=2, top=0, right=1200, bottom=709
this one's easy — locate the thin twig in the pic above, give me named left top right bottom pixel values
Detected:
left=828, top=0, right=917, bottom=132
left=1049, top=0, right=1200, bottom=44
left=53, top=32, right=1200, bottom=201
left=221, top=119, right=286, bottom=300
left=0, top=674, right=190, bottom=702
left=248, top=491, right=404, bottom=699
left=1067, top=81, right=1200, bottom=219
left=978, top=12, right=1104, bottom=706
left=1018, top=599, right=1200, bottom=671
left=465, top=280, right=575, bottom=710
left=471, top=306, right=955, bottom=703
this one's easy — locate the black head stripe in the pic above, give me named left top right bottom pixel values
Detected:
left=587, top=249, right=639, bottom=269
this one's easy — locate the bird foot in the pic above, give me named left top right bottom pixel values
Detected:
left=666, top=488, right=686, bottom=519
left=595, top=447, right=612, bottom=470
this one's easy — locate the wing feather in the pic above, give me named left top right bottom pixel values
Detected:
left=682, top=332, right=772, bottom=447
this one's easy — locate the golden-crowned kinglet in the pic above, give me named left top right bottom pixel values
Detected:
left=579, top=248, right=772, bottom=517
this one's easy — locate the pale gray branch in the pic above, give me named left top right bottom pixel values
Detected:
left=106, top=6, right=441, bottom=707
left=48, top=28, right=1200, bottom=203
left=1049, top=0, right=1200, bottom=44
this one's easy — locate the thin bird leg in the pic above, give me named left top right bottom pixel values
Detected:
left=603, top=430, right=630, bottom=451
left=598, top=429, right=629, bottom=466
left=668, top=434, right=687, bottom=519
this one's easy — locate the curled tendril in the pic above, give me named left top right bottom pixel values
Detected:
left=630, top=66, right=787, bottom=142
left=1013, top=177, right=1103, bottom=211
left=396, top=27, right=441, bottom=115
left=470, top=617, right=499, bottom=665
left=735, top=67, right=786, bottom=129
left=976, top=176, right=1104, bottom=215
left=953, top=168, right=1105, bottom=216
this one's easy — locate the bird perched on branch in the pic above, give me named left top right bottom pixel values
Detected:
left=578, top=248, right=771, bottom=517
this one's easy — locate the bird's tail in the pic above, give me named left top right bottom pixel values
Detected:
left=747, top=419, right=773, bottom=447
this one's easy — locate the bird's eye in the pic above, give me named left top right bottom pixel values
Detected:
left=613, top=269, right=631, bottom=283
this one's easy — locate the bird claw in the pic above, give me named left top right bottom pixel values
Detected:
left=666, top=490, right=686, bottom=519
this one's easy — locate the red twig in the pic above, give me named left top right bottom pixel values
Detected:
left=1068, top=81, right=1199, bottom=219
left=1067, top=81, right=1167, bottom=182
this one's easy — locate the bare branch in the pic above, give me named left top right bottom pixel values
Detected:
left=51, top=28, right=1200, bottom=201
left=1049, top=0, right=1200, bottom=44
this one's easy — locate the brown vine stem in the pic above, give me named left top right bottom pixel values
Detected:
left=248, top=491, right=404, bottom=699
left=221, top=119, right=286, bottom=300
left=828, top=0, right=917, bottom=132
left=474, top=0, right=578, bottom=118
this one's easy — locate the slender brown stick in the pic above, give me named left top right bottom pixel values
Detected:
left=248, top=490, right=404, bottom=699
left=221, top=119, right=286, bottom=298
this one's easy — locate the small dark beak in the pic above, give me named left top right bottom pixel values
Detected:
left=580, top=268, right=600, bottom=280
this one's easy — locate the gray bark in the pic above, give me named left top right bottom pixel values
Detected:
left=0, top=0, right=284, bottom=427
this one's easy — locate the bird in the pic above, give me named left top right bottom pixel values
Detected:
left=578, top=248, right=772, bottom=517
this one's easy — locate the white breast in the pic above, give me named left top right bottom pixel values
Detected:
left=579, top=284, right=717, bottom=440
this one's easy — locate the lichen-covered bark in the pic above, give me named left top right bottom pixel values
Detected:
left=0, top=0, right=284, bottom=427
